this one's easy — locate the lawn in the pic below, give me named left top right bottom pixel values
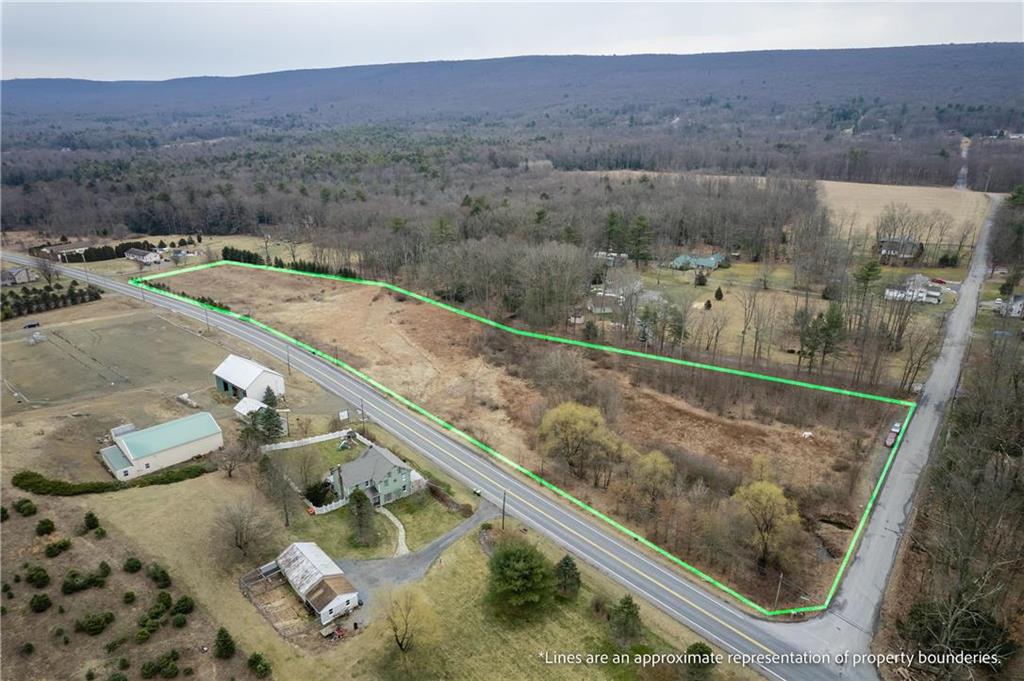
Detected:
left=388, top=491, right=466, bottom=551
left=288, top=503, right=396, bottom=560
left=379, top=523, right=760, bottom=681
left=274, top=437, right=365, bottom=484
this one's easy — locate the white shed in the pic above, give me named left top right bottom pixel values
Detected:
left=276, top=542, right=359, bottom=625
left=213, top=354, right=285, bottom=400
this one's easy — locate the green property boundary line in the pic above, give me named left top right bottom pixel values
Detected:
left=131, top=260, right=917, bottom=617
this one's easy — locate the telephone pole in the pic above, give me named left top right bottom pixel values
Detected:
left=501, top=490, right=507, bottom=530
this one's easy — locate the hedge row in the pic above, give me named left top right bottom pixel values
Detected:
left=12, top=465, right=207, bottom=497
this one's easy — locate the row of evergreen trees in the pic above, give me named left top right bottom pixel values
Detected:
left=1, top=281, right=102, bottom=320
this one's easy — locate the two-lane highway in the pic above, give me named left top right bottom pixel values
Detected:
left=5, top=193, right=999, bottom=681
left=4, top=252, right=829, bottom=680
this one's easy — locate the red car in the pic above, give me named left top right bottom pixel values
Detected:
left=884, top=431, right=898, bottom=448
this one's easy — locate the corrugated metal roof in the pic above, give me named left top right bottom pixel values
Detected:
left=115, top=412, right=221, bottom=460
left=276, top=542, right=344, bottom=598
left=213, top=354, right=281, bottom=391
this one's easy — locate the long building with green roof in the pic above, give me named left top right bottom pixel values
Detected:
left=100, top=412, right=223, bottom=480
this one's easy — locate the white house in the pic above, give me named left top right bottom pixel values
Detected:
left=213, top=354, right=285, bottom=400
left=99, top=412, right=223, bottom=480
left=997, top=294, right=1024, bottom=319
left=124, top=248, right=162, bottom=265
left=276, top=542, right=359, bottom=626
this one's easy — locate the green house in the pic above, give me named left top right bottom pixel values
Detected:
left=330, top=444, right=419, bottom=506
left=669, top=253, right=726, bottom=271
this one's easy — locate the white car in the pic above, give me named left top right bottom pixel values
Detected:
left=890, top=422, right=902, bottom=434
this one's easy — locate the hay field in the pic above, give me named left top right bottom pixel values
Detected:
left=818, top=179, right=991, bottom=240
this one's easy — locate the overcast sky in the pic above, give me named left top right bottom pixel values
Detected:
left=2, top=1, right=1022, bottom=81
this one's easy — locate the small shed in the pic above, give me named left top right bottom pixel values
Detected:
left=213, top=354, right=285, bottom=400
left=669, top=253, right=725, bottom=271
left=276, top=542, right=359, bottom=625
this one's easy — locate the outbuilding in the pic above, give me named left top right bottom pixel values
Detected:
left=99, top=412, right=223, bottom=480
left=213, top=354, right=285, bottom=400
left=276, top=542, right=359, bottom=626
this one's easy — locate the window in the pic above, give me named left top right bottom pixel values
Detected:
left=144, top=463, right=151, bottom=470
left=122, top=471, right=129, bottom=477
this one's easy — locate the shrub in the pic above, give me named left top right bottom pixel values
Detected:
left=170, top=596, right=194, bottom=615
left=1, top=506, right=7, bottom=522
left=107, top=675, right=128, bottom=681
left=61, top=567, right=106, bottom=594
left=135, top=629, right=151, bottom=644
left=105, top=636, right=128, bottom=653
left=171, top=614, right=187, bottom=628
left=147, top=564, right=171, bottom=588
left=247, top=652, right=272, bottom=678
left=13, top=498, right=38, bottom=516
left=124, top=591, right=136, bottom=605
left=75, top=611, right=115, bottom=636
left=94, top=527, right=107, bottom=539
left=29, top=593, right=52, bottom=613
left=19, top=642, right=34, bottom=656
left=84, top=512, right=100, bottom=530
left=45, top=538, right=72, bottom=558
left=156, top=591, right=173, bottom=610
left=25, top=565, right=50, bottom=588
left=11, top=466, right=206, bottom=497
left=480, top=521, right=493, bottom=531
left=98, top=561, right=111, bottom=577
left=213, top=628, right=236, bottom=659
left=140, top=649, right=180, bottom=679
left=35, top=518, right=55, bottom=535
left=123, top=557, right=142, bottom=573
left=87, top=671, right=96, bottom=680
left=118, top=657, right=130, bottom=669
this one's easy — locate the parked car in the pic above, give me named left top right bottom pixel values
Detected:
left=890, top=422, right=902, bottom=433
left=22, top=321, right=40, bottom=329
left=885, top=431, right=898, bottom=448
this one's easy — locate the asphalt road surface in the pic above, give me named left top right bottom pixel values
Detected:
left=3, top=199, right=999, bottom=681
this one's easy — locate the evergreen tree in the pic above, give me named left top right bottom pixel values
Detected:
left=610, top=594, right=642, bottom=644
left=554, top=554, right=581, bottom=599
left=714, top=286, right=724, bottom=301
left=487, top=539, right=554, bottom=617
left=213, top=628, right=236, bottom=659
left=261, top=386, right=278, bottom=408
left=348, top=489, right=376, bottom=546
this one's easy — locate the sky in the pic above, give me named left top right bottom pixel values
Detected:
left=2, top=1, right=1022, bottom=81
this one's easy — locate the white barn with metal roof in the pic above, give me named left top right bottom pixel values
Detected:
left=213, top=354, right=285, bottom=400
left=276, top=542, right=359, bottom=625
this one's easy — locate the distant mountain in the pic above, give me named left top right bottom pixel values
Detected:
left=4, top=43, right=1022, bottom=125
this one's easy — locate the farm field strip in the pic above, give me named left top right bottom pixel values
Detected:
left=132, top=260, right=917, bottom=617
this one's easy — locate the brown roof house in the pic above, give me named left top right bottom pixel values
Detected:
left=276, top=542, right=359, bottom=625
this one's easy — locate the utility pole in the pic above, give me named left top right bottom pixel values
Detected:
left=773, top=571, right=784, bottom=611
left=360, top=398, right=366, bottom=436
left=501, top=490, right=506, bottom=530
left=286, top=344, right=291, bottom=375
left=204, top=307, right=210, bottom=333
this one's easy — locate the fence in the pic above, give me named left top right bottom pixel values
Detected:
left=259, top=429, right=352, bottom=452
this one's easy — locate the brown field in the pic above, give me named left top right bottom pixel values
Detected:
left=165, top=264, right=899, bottom=606
left=817, top=179, right=991, bottom=240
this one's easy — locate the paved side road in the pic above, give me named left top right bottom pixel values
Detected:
left=4, top=197, right=998, bottom=681
left=759, top=194, right=1003, bottom=678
